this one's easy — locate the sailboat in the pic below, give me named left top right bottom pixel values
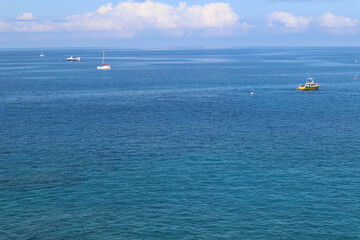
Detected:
left=97, top=51, right=111, bottom=70
left=40, top=49, right=45, bottom=57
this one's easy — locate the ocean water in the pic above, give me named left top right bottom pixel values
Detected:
left=0, top=47, right=360, bottom=239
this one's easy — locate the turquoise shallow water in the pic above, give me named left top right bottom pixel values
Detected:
left=1, top=47, right=360, bottom=239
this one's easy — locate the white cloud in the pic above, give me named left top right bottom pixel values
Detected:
left=266, top=11, right=359, bottom=34
left=16, top=12, right=35, bottom=20
left=267, top=11, right=312, bottom=31
left=62, top=1, right=240, bottom=35
left=319, top=12, right=358, bottom=29
left=2, top=1, right=243, bottom=37
left=2, top=3, right=359, bottom=38
left=13, top=21, right=56, bottom=32
left=0, top=20, right=9, bottom=31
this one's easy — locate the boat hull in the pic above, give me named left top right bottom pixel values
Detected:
left=97, top=66, right=111, bottom=70
left=297, top=86, right=319, bottom=90
left=67, top=58, right=81, bottom=61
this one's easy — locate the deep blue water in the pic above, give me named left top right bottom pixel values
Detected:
left=1, top=47, right=360, bottom=239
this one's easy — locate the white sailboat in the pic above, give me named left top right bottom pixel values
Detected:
left=40, top=49, right=45, bottom=57
left=97, top=51, right=111, bottom=70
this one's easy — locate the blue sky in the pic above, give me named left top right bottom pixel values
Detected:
left=0, top=0, right=359, bottom=47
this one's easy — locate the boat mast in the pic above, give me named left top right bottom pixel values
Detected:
left=102, top=51, right=105, bottom=65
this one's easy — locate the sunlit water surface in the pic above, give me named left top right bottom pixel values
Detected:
left=1, top=48, right=360, bottom=239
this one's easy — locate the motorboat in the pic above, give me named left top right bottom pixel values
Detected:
left=67, top=56, right=81, bottom=61
left=297, top=76, right=320, bottom=90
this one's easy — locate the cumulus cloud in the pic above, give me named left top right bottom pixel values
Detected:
left=0, top=20, right=9, bottom=31
left=270, top=0, right=342, bottom=1
left=13, top=21, right=57, bottom=32
left=267, top=11, right=312, bottom=31
left=267, top=11, right=359, bottom=34
left=1, top=2, right=359, bottom=38
left=2, top=1, right=243, bottom=37
left=319, top=12, right=358, bottom=32
left=62, top=1, right=240, bottom=35
left=16, top=12, right=35, bottom=20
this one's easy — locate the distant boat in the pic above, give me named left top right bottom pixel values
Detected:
left=354, top=74, right=359, bottom=80
left=97, top=51, right=111, bottom=70
left=40, top=49, right=45, bottom=57
left=297, top=76, right=320, bottom=90
left=67, top=56, right=81, bottom=61
left=354, top=60, right=358, bottom=63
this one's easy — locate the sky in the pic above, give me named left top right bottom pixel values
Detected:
left=0, top=0, right=359, bottom=47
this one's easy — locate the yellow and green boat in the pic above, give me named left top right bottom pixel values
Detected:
left=297, top=77, right=319, bottom=90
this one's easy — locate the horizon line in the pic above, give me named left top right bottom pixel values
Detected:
left=1, top=45, right=360, bottom=50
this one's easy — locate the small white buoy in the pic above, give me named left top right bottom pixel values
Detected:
left=251, top=91, right=254, bottom=95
